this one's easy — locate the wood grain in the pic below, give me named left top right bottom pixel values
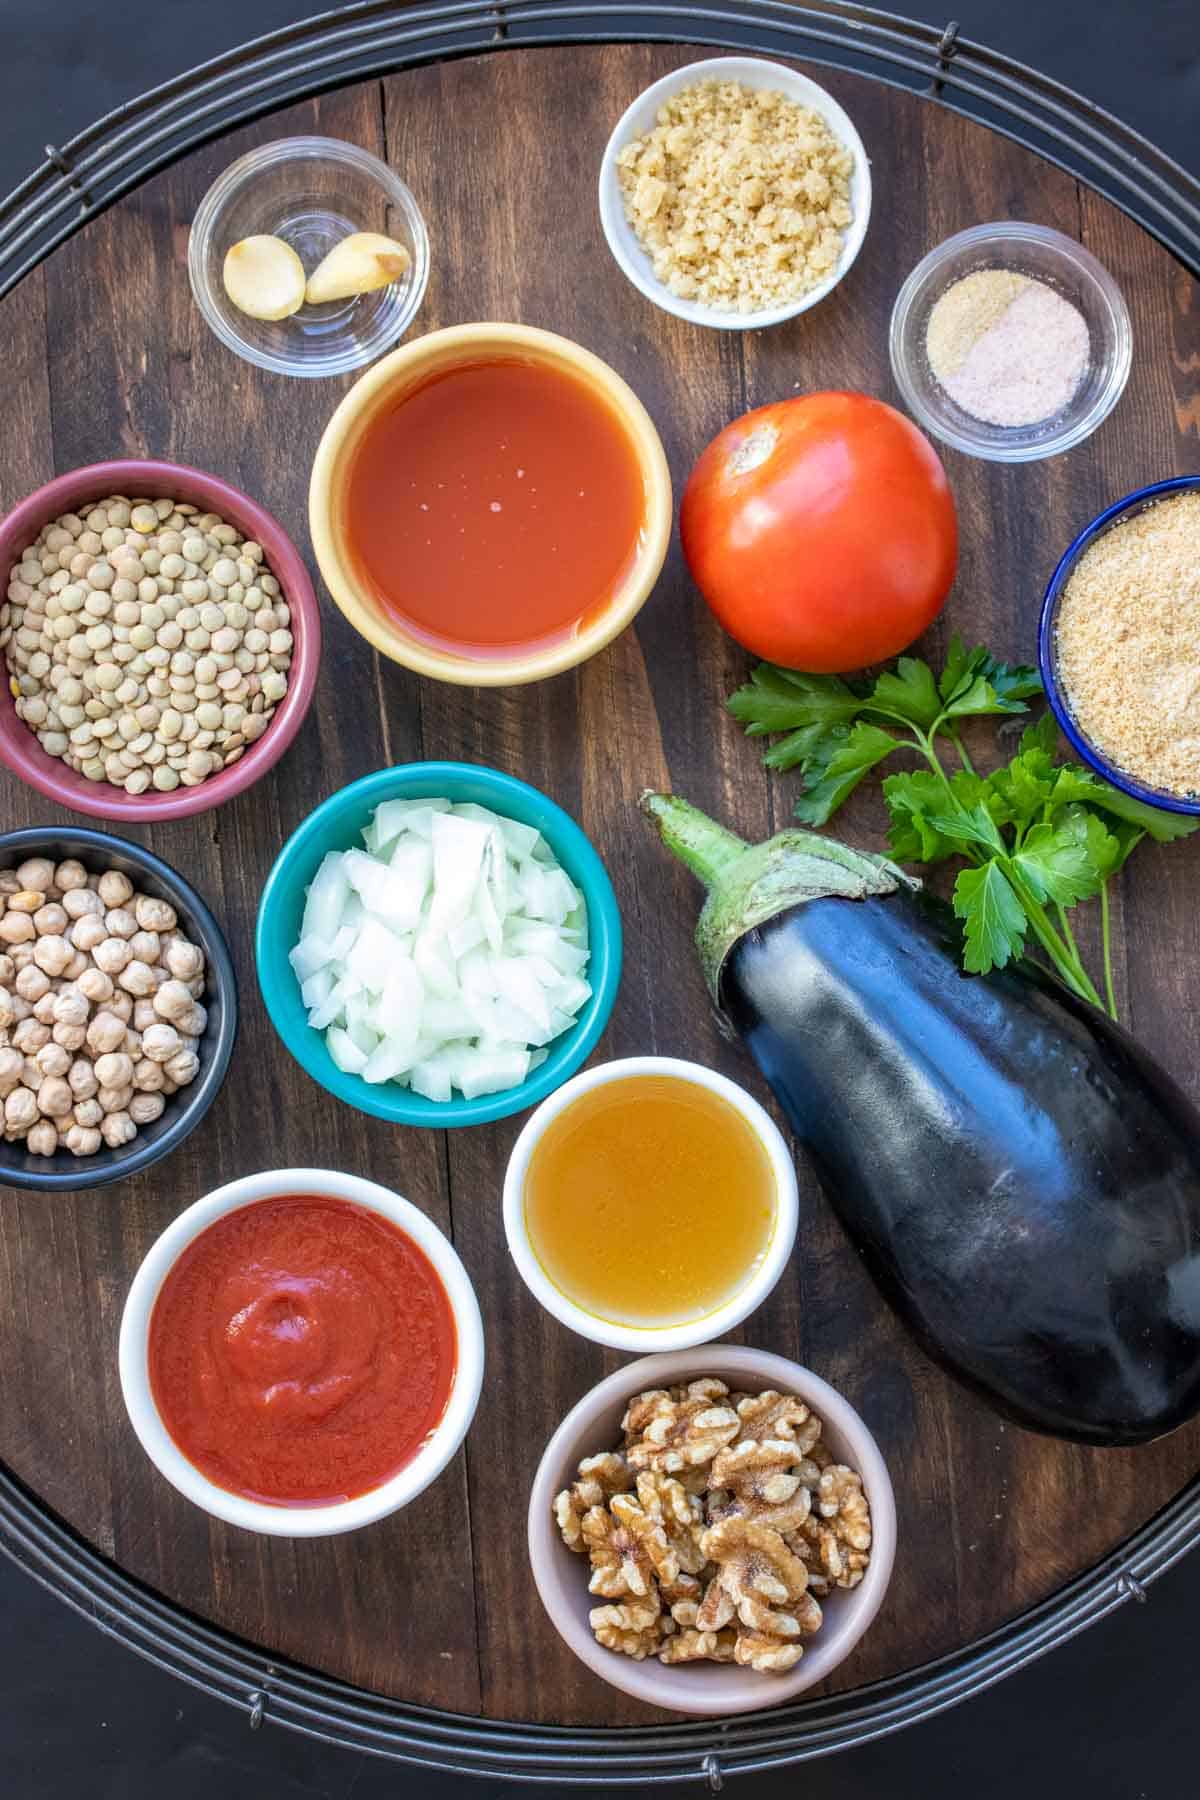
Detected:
left=0, top=44, right=1198, bottom=1729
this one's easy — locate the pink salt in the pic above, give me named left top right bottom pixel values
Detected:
left=942, top=283, right=1090, bottom=428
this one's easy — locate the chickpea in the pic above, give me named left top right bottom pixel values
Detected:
left=4, top=1086, right=38, bottom=1130
left=104, top=907, right=137, bottom=940
left=134, top=895, right=176, bottom=933
left=132, top=1057, right=165, bottom=1092
left=176, top=1003, right=207, bottom=1039
left=9, top=944, right=34, bottom=972
left=67, top=1058, right=98, bottom=1101
left=0, top=1046, right=24, bottom=1095
left=115, top=959, right=155, bottom=998
left=65, top=1124, right=102, bottom=1155
left=16, top=856, right=55, bottom=892
left=27, top=1119, right=59, bottom=1157
left=52, top=1023, right=87, bottom=1052
left=108, top=991, right=133, bottom=1023
left=129, top=1091, right=165, bottom=1126
left=96, top=870, right=133, bottom=907
left=32, top=935, right=72, bottom=977
left=70, top=914, right=107, bottom=953
left=98, top=1082, right=133, bottom=1114
left=7, top=890, right=44, bottom=913
left=140, top=1021, right=181, bottom=1063
left=72, top=1093, right=102, bottom=1125
left=0, top=987, right=14, bottom=1031
left=54, top=859, right=88, bottom=891
left=100, top=1111, right=136, bottom=1148
left=35, top=1041, right=70, bottom=1079
left=93, top=937, right=132, bottom=975
left=63, top=950, right=89, bottom=982
left=62, top=886, right=104, bottom=919
left=33, top=903, right=68, bottom=936
left=12, top=1018, right=49, bottom=1053
left=163, top=1047, right=200, bottom=1087
left=164, top=938, right=204, bottom=981
left=94, top=1050, right=135, bottom=1089
left=86, top=1009, right=126, bottom=1054
left=0, top=911, right=34, bottom=945
left=132, top=998, right=158, bottom=1031
left=65, top=974, right=103, bottom=1012
left=36, top=1075, right=72, bottom=1118
left=152, top=978, right=194, bottom=1022
left=20, top=1056, right=41, bottom=1091
left=14, top=964, right=50, bottom=1003
left=128, top=929, right=160, bottom=965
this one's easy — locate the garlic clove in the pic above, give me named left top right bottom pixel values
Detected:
left=304, top=232, right=412, bottom=305
left=222, top=235, right=306, bottom=321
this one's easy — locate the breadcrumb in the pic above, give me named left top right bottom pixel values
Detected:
left=616, top=78, right=855, bottom=315
left=1055, top=492, right=1200, bottom=797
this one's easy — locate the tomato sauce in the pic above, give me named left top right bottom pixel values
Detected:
left=148, top=1195, right=457, bottom=1506
left=343, top=357, right=647, bottom=655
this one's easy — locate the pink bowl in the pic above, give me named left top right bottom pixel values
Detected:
left=527, top=1345, right=896, bottom=1717
left=0, top=460, right=320, bottom=821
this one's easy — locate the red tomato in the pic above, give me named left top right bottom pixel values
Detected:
left=680, top=391, right=958, bottom=672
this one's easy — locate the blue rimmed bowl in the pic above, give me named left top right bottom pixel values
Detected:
left=255, top=763, right=622, bottom=1127
left=1039, top=475, right=1200, bottom=816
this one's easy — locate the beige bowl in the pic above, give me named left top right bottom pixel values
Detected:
left=527, top=1344, right=896, bottom=1717
left=309, top=322, right=672, bottom=686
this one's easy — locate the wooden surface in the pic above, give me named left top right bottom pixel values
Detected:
left=0, top=43, right=1198, bottom=1729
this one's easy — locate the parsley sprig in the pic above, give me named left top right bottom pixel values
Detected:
left=728, top=642, right=1197, bottom=1017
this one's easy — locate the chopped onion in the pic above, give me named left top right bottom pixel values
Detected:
left=293, top=798, right=592, bottom=1101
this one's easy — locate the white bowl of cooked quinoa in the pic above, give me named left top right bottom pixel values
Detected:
left=599, top=57, right=871, bottom=331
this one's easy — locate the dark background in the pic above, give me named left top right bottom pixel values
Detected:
left=1, top=2, right=1198, bottom=1795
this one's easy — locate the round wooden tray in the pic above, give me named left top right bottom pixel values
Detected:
left=2, top=15, right=1199, bottom=1785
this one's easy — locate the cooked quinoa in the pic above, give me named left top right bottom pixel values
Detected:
left=1055, top=491, right=1200, bottom=798
left=616, top=78, right=855, bottom=315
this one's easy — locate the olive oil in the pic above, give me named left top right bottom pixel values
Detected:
left=522, top=1074, right=777, bottom=1327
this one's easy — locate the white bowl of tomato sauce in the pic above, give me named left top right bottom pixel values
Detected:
left=308, top=322, right=672, bottom=687
left=118, top=1168, right=484, bottom=1535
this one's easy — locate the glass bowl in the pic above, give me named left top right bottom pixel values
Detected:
left=1039, top=475, right=1200, bottom=816
left=188, top=137, right=430, bottom=378
left=889, top=222, right=1131, bottom=462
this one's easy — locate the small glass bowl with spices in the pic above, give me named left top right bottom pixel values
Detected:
left=889, top=222, right=1131, bottom=462
left=1040, top=475, right=1200, bottom=816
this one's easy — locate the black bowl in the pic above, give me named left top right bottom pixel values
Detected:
left=0, top=827, right=237, bottom=1192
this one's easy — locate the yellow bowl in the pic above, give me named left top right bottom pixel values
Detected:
left=308, top=322, right=673, bottom=686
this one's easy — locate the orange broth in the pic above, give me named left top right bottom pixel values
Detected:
left=343, top=357, right=647, bottom=656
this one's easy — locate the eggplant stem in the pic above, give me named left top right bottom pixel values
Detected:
left=639, top=792, right=746, bottom=889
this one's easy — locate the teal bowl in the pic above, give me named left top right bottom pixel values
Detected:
left=255, top=762, right=623, bottom=1127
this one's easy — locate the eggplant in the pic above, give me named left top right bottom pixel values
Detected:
left=642, top=790, right=1200, bottom=1447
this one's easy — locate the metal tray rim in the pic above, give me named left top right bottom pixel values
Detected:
left=2, top=0, right=1199, bottom=1779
